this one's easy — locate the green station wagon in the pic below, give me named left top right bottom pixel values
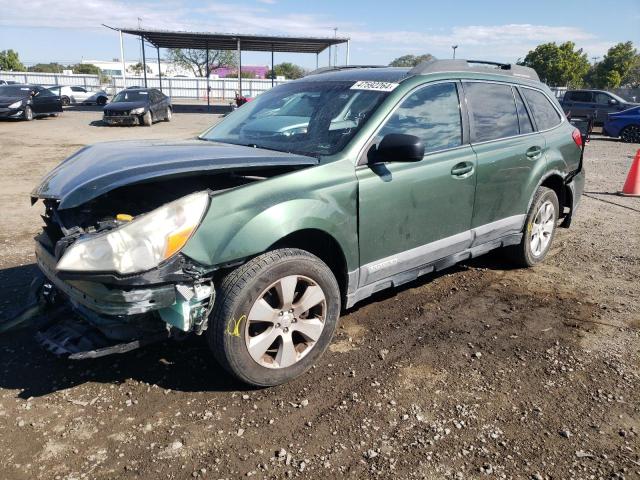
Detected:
left=29, top=59, right=585, bottom=386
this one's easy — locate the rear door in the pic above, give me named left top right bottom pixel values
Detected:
left=463, top=81, right=545, bottom=244
left=563, top=91, right=593, bottom=118
left=356, top=81, right=477, bottom=285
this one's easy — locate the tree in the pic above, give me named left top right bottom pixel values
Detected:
left=72, top=63, right=101, bottom=75
left=520, top=42, right=590, bottom=87
left=224, top=70, right=257, bottom=79
left=127, top=62, right=152, bottom=75
left=29, top=63, right=64, bottom=73
left=389, top=54, right=435, bottom=67
left=0, top=49, right=25, bottom=71
left=166, top=48, right=236, bottom=77
left=266, top=62, right=305, bottom=80
left=587, top=41, right=638, bottom=88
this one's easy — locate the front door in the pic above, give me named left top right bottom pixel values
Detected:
left=32, top=88, right=62, bottom=114
left=357, top=81, right=476, bottom=287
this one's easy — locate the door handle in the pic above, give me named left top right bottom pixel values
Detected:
left=525, top=146, right=542, bottom=160
left=451, top=162, right=474, bottom=177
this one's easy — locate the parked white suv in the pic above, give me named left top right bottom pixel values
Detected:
left=47, top=86, right=108, bottom=106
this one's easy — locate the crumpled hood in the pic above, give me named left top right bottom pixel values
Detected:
left=31, top=139, right=318, bottom=209
left=104, top=100, right=147, bottom=112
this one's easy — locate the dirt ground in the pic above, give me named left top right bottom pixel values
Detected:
left=0, top=107, right=638, bottom=480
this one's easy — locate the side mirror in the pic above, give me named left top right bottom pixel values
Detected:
left=370, top=133, right=424, bottom=164
left=608, top=98, right=618, bottom=105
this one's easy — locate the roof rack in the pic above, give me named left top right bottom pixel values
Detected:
left=305, top=65, right=387, bottom=76
left=408, top=59, right=539, bottom=81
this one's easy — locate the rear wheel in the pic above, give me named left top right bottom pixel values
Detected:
left=505, top=187, right=559, bottom=267
left=23, top=106, right=33, bottom=121
left=620, top=125, right=640, bottom=143
left=207, top=248, right=340, bottom=386
left=142, top=111, right=152, bottom=126
left=61, top=96, right=70, bottom=106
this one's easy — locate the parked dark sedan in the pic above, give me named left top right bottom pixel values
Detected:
left=103, top=88, right=172, bottom=126
left=0, top=84, right=63, bottom=121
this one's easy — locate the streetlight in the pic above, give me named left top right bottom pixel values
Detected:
left=452, top=45, right=458, bottom=59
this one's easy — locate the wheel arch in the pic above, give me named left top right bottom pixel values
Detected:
left=532, top=172, right=573, bottom=227
left=269, top=229, right=349, bottom=304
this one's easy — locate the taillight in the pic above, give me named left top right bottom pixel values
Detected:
left=572, top=128, right=583, bottom=149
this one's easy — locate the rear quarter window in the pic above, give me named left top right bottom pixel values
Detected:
left=522, top=88, right=562, bottom=131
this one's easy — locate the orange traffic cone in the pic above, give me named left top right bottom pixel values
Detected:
left=619, top=149, right=640, bottom=197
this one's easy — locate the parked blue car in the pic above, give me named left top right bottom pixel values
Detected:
left=603, top=105, right=640, bottom=143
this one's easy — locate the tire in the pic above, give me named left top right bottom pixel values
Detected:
left=207, top=248, right=341, bottom=387
left=96, top=96, right=107, bottom=106
left=61, top=96, right=70, bottom=106
left=23, top=105, right=33, bottom=121
left=620, top=125, right=640, bottom=143
left=165, top=106, right=172, bottom=122
left=505, top=187, right=559, bottom=267
left=142, top=111, right=152, bottom=126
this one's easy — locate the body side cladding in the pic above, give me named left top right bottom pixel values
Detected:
left=345, top=215, right=525, bottom=308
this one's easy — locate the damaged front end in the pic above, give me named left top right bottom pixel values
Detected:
left=22, top=139, right=319, bottom=359
left=32, top=194, right=216, bottom=359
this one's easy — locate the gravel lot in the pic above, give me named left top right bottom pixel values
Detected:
left=0, top=108, right=638, bottom=480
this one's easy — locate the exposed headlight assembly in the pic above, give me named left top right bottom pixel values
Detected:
left=8, top=100, right=23, bottom=109
left=130, top=107, right=145, bottom=115
left=57, top=191, right=210, bottom=274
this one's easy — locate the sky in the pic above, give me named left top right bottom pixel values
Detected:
left=0, top=0, right=639, bottom=69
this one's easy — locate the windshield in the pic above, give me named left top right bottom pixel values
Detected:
left=112, top=90, right=149, bottom=102
left=0, top=85, right=33, bottom=97
left=200, top=81, right=391, bottom=156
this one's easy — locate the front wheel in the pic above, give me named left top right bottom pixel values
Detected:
left=165, top=107, right=172, bottom=122
left=620, top=125, right=640, bottom=143
left=207, top=248, right=340, bottom=386
left=96, top=96, right=107, bottom=106
left=505, top=186, right=559, bottom=267
left=23, top=105, right=33, bottom=121
left=141, top=111, right=152, bottom=126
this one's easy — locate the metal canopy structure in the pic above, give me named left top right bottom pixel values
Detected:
left=106, top=26, right=351, bottom=107
left=116, top=28, right=349, bottom=54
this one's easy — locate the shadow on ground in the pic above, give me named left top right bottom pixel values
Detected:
left=65, top=103, right=232, bottom=115
left=0, top=250, right=516, bottom=399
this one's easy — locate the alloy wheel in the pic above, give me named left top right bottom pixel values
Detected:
left=244, top=275, right=326, bottom=369
left=530, top=200, right=555, bottom=257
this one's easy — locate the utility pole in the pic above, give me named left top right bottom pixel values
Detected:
left=452, top=45, right=458, bottom=59
left=591, top=56, right=600, bottom=65
left=333, top=28, right=338, bottom=67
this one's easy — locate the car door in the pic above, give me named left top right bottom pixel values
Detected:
left=593, top=92, right=624, bottom=123
left=149, top=90, right=162, bottom=119
left=356, top=81, right=477, bottom=287
left=32, top=87, right=62, bottom=114
left=71, top=86, right=89, bottom=102
left=463, top=81, right=545, bottom=244
left=563, top=91, right=593, bottom=118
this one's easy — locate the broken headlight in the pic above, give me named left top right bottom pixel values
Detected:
left=56, top=191, right=210, bottom=274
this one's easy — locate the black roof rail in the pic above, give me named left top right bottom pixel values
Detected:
left=305, top=65, right=387, bottom=76
left=408, top=59, right=540, bottom=81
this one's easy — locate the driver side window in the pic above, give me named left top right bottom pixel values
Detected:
left=378, top=82, right=462, bottom=154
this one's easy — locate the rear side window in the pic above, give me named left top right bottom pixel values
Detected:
left=514, top=88, right=534, bottom=134
left=522, top=88, right=562, bottom=131
left=568, top=91, right=592, bottom=102
left=465, top=82, right=519, bottom=142
left=378, top=82, right=462, bottom=154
